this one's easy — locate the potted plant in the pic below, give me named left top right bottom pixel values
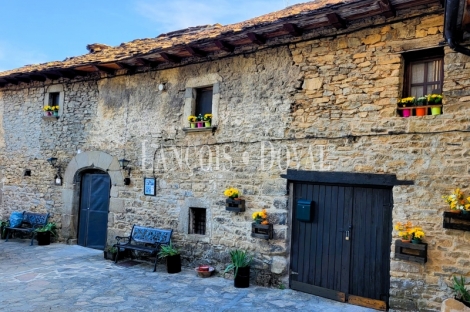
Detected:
left=224, top=249, right=252, bottom=288
left=428, top=93, right=443, bottom=115
left=203, top=113, right=212, bottom=127
left=398, top=96, right=415, bottom=117
left=52, top=105, right=59, bottom=117
left=394, top=221, right=413, bottom=242
left=0, top=220, right=9, bottom=239
left=196, top=114, right=204, bottom=128
left=451, top=276, right=470, bottom=308
left=158, top=241, right=181, bottom=274
left=187, top=115, right=197, bottom=128
left=104, top=246, right=117, bottom=260
left=415, top=96, right=428, bottom=116
left=224, top=187, right=245, bottom=212
left=43, top=105, right=53, bottom=116
left=34, top=222, right=57, bottom=245
left=251, top=209, right=273, bottom=239
left=442, top=188, right=470, bottom=214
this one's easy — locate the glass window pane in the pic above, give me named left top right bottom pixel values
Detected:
left=411, top=63, right=425, bottom=83
left=411, top=86, right=423, bottom=98
left=427, top=60, right=441, bottom=83
left=427, top=84, right=440, bottom=95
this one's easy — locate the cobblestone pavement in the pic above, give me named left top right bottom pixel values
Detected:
left=0, top=239, right=377, bottom=312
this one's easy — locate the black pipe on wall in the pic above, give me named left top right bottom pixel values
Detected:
left=445, top=0, right=470, bottom=55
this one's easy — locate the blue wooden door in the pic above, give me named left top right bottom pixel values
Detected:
left=78, top=173, right=110, bottom=250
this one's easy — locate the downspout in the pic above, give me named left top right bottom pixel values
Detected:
left=445, top=0, right=470, bottom=55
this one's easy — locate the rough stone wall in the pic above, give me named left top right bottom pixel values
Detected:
left=0, top=7, right=469, bottom=312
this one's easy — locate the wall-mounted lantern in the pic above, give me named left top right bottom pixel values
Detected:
left=47, top=157, right=62, bottom=186
left=119, top=158, right=132, bottom=185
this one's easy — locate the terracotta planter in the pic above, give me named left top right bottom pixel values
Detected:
left=400, top=239, right=411, bottom=243
left=448, top=210, right=461, bottom=214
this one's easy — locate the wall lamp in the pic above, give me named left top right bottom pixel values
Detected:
left=47, top=157, right=62, bottom=186
left=119, top=158, right=132, bottom=185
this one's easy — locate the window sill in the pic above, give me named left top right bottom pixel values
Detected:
left=42, top=115, right=60, bottom=121
left=183, top=126, right=217, bottom=134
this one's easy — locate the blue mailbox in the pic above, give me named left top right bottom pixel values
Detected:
left=296, top=199, right=313, bottom=222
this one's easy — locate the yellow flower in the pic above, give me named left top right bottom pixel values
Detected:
left=204, top=114, right=212, bottom=121
left=414, top=230, right=425, bottom=239
left=43, top=105, right=52, bottom=111
left=224, top=187, right=239, bottom=199
left=187, top=115, right=197, bottom=122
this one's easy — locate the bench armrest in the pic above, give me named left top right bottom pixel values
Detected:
left=115, top=236, right=130, bottom=244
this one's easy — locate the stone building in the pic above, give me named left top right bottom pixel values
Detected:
left=1, top=0, right=470, bottom=310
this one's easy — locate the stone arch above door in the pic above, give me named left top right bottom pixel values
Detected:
left=61, top=151, right=124, bottom=242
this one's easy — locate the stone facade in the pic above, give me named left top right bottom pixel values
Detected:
left=0, top=5, right=469, bottom=311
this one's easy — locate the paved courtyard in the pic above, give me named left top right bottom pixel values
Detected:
left=0, top=239, right=376, bottom=311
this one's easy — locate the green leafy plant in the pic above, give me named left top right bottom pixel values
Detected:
left=224, top=249, right=252, bottom=278
left=106, top=246, right=117, bottom=253
left=34, top=222, right=57, bottom=237
left=452, top=276, right=470, bottom=304
left=0, top=220, right=9, bottom=238
left=158, top=241, right=179, bottom=258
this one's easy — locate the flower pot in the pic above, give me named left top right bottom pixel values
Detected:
left=400, top=239, right=411, bottom=243
left=415, top=107, right=427, bottom=116
left=448, top=210, right=461, bottom=214
left=411, top=238, right=422, bottom=244
left=36, top=231, right=51, bottom=246
left=402, top=109, right=411, bottom=117
left=197, top=122, right=203, bottom=128
left=190, top=123, right=196, bottom=128
left=44, top=111, right=53, bottom=116
left=53, top=111, right=59, bottom=117
left=166, top=254, right=181, bottom=274
left=431, top=107, right=442, bottom=115
left=204, top=121, right=211, bottom=127
left=234, top=266, right=250, bottom=288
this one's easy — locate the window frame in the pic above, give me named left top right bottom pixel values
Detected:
left=402, top=47, right=444, bottom=98
left=44, top=84, right=64, bottom=117
left=189, top=207, right=206, bottom=235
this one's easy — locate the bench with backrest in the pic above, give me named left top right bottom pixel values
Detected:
left=5, top=211, right=49, bottom=246
left=113, top=224, right=173, bottom=272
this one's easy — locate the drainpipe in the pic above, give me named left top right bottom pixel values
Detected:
left=445, top=0, right=470, bottom=55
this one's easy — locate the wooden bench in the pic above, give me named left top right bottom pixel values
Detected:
left=5, top=211, right=49, bottom=246
left=113, top=225, right=173, bottom=272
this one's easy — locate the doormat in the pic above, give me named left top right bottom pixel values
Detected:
left=116, top=260, right=141, bottom=267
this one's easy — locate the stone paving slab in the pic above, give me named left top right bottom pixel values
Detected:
left=0, top=239, right=377, bottom=312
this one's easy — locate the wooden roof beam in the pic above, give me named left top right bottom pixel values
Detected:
left=160, top=52, right=181, bottom=63
left=326, top=13, right=346, bottom=29
left=43, top=71, right=63, bottom=80
left=117, top=62, right=138, bottom=74
left=185, top=46, right=207, bottom=57
left=378, top=0, right=396, bottom=18
left=247, top=32, right=266, bottom=45
left=57, top=69, right=82, bottom=79
left=29, top=74, right=47, bottom=82
left=214, top=40, right=234, bottom=53
left=95, top=65, right=117, bottom=75
left=135, top=57, right=160, bottom=67
left=283, top=23, right=303, bottom=37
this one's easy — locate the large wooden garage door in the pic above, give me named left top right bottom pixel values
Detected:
left=290, top=182, right=393, bottom=310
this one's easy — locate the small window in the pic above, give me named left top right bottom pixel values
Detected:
left=49, top=92, right=60, bottom=106
left=403, top=47, right=444, bottom=97
left=195, top=87, right=213, bottom=116
left=189, top=207, right=206, bottom=235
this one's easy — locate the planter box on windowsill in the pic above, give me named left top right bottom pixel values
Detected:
left=225, top=199, right=245, bottom=212
left=394, top=239, right=427, bottom=263
left=397, top=105, right=442, bottom=117
left=183, top=126, right=217, bottom=134
left=42, top=112, right=59, bottom=120
left=251, top=223, right=273, bottom=240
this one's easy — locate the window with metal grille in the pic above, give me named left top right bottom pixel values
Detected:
left=189, top=207, right=206, bottom=235
left=195, top=87, right=212, bottom=116
left=403, top=47, right=444, bottom=98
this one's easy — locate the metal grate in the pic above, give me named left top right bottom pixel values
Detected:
left=190, top=207, right=206, bottom=235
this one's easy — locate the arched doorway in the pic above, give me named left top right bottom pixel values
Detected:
left=77, top=169, right=110, bottom=250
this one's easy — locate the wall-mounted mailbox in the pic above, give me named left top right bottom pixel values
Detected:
left=296, top=199, right=313, bottom=222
